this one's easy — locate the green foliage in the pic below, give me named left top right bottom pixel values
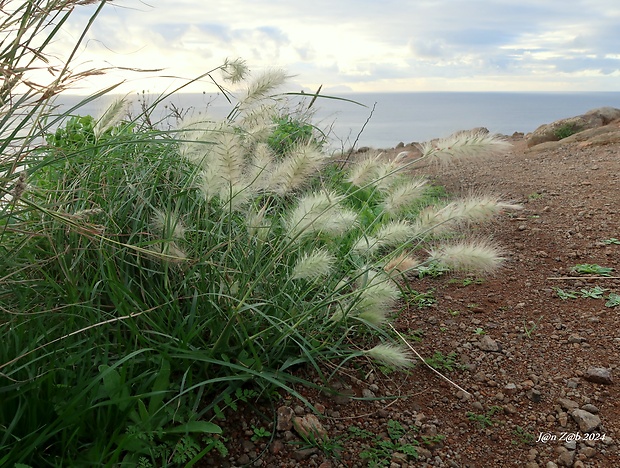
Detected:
left=554, top=123, right=579, bottom=140
left=424, top=351, right=460, bottom=372
left=1, top=5, right=517, bottom=465
left=466, top=406, right=503, bottom=428
left=554, top=286, right=619, bottom=306
left=349, top=420, right=419, bottom=466
left=267, top=116, right=318, bottom=155
left=606, top=293, right=620, bottom=308
left=602, top=238, right=620, bottom=245
left=571, top=263, right=614, bottom=276
left=512, top=426, right=535, bottom=445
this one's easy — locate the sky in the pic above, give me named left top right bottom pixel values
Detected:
left=53, top=0, right=620, bottom=95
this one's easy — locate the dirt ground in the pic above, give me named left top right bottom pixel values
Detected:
left=210, top=134, right=620, bottom=468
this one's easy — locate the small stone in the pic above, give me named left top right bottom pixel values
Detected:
left=584, top=367, right=613, bottom=384
left=558, top=411, right=569, bottom=427
left=572, top=461, right=585, bottom=468
left=525, top=463, right=539, bottom=468
left=567, top=378, right=580, bottom=388
left=557, top=449, right=575, bottom=467
left=478, top=335, right=502, bottom=352
left=568, top=334, right=587, bottom=343
left=564, top=440, right=576, bottom=450
left=581, top=403, right=599, bottom=414
left=558, top=398, right=579, bottom=411
left=504, top=383, right=518, bottom=395
left=362, top=388, right=376, bottom=398
left=242, top=439, right=256, bottom=452
left=294, top=405, right=305, bottom=416
left=269, top=439, right=285, bottom=455
left=237, top=454, right=251, bottom=465
left=293, top=414, right=328, bottom=440
left=292, top=447, right=319, bottom=461
left=527, top=389, right=542, bottom=403
left=580, top=447, right=597, bottom=458
left=546, top=463, right=559, bottom=468
left=571, top=409, right=601, bottom=432
left=277, top=406, right=294, bottom=431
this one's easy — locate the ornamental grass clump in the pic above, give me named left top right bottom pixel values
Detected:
left=1, top=3, right=520, bottom=464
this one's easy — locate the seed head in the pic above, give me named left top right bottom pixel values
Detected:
left=292, top=248, right=335, bottom=280
left=364, top=343, right=413, bottom=369
left=428, top=240, right=504, bottom=274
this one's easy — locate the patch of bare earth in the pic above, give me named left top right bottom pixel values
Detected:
left=208, top=135, right=620, bottom=468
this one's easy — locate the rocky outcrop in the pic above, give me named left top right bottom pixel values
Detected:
left=526, top=107, right=620, bottom=148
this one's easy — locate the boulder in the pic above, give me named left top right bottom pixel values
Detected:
left=526, top=107, right=620, bottom=148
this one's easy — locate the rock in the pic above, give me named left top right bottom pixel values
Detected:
left=584, top=366, right=613, bottom=384
left=557, top=448, right=575, bottom=467
left=526, top=107, right=620, bottom=148
left=546, top=462, right=559, bottom=468
left=557, top=398, right=579, bottom=411
left=581, top=403, right=599, bottom=414
left=237, top=454, right=251, bottom=465
left=362, top=388, right=376, bottom=398
left=478, top=335, right=502, bottom=352
left=504, top=383, right=518, bottom=395
left=292, top=447, right=319, bottom=461
left=292, top=414, right=328, bottom=440
left=277, top=406, right=295, bottom=431
left=527, top=389, right=542, bottom=403
left=570, top=409, right=601, bottom=432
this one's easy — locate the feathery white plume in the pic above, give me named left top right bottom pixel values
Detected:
left=94, top=96, right=128, bottom=139
left=419, top=130, right=512, bottom=165
left=380, top=178, right=428, bottom=215
left=428, top=240, right=504, bottom=274
left=292, top=248, right=335, bottom=280
left=364, top=343, right=413, bottom=369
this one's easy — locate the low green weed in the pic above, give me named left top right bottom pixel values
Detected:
left=424, top=351, right=460, bottom=372
left=602, top=238, right=620, bottom=245
left=554, top=287, right=618, bottom=307
left=554, top=123, right=579, bottom=140
left=349, top=419, right=420, bottom=466
left=467, top=406, right=503, bottom=428
left=512, top=426, right=535, bottom=445
left=606, top=293, right=620, bottom=308
left=571, top=263, right=614, bottom=276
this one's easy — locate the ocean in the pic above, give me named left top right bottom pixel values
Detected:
left=58, top=91, right=620, bottom=149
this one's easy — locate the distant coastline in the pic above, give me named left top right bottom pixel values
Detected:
left=57, top=91, right=620, bottom=149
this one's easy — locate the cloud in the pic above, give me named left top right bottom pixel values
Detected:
left=53, top=0, right=620, bottom=93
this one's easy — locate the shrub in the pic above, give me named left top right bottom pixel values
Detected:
left=554, top=122, right=579, bottom=140
left=1, top=2, right=521, bottom=465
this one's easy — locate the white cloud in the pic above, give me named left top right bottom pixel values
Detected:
left=52, top=0, right=620, bottom=94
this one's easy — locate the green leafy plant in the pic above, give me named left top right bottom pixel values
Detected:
left=424, top=352, right=460, bottom=372
left=606, top=293, right=620, bottom=308
left=467, top=406, right=503, bottom=428
left=349, top=420, right=419, bottom=466
left=571, top=264, right=614, bottom=276
left=602, top=238, right=620, bottom=245
left=555, top=288, right=579, bottom=300
left=512, top=426, right=535, bottom=445
left=406, top=289, right=437, bottom=308
left=473, top=327, right=486, bottom=335
left=579, top=286, right=608, bottom=299
left=251, top=426, right=272, bottom=442
left=554, top=123, right=579, bottom=140
left=267, top=115, right=320, bottom=156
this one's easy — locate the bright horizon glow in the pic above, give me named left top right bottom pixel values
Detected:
left=48, top=0, right=620, bottom=96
